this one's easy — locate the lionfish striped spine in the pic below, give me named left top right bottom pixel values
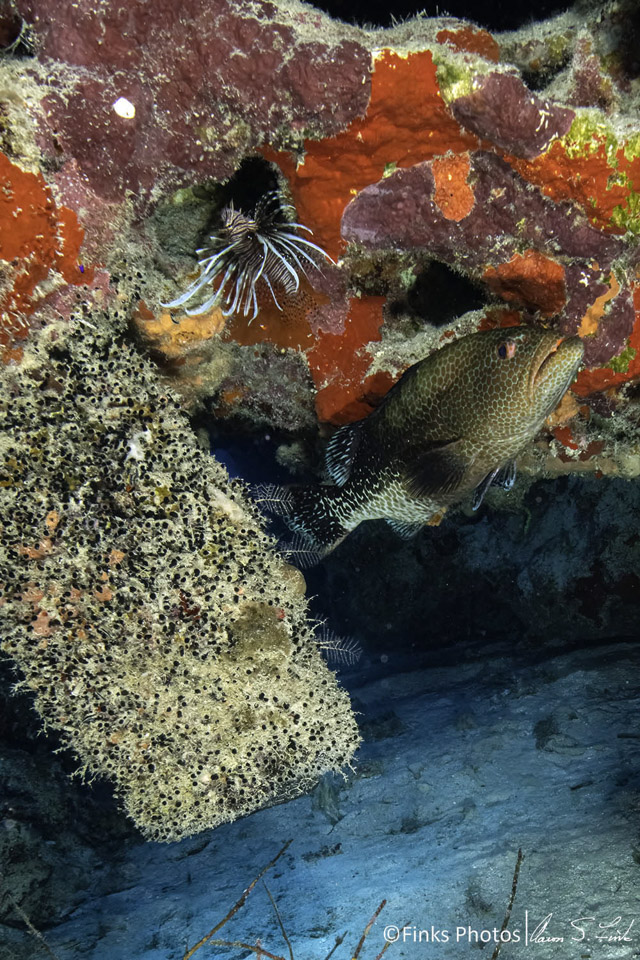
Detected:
left=162, top=191, right=333, bottom=321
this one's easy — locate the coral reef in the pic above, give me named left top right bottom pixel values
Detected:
left=3, top=0, right=640, bottom=839
left=1, top=2, right=640, bottom=951
left=3, top=0, right=640, bottom=444
left=132, top=303, right=317, bottom=433
left=0, top=310, right=359, bottom=842
left=14, top=0, right=371, bottom=204
left=0, top=148, right=90, bottom=359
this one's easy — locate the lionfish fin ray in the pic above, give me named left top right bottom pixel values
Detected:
left=184, top=292, right=219, bottom=316
left=161, top=274, right=211, bottom=309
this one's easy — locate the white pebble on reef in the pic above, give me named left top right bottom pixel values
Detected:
left=112, top=97, right=136, bottom=119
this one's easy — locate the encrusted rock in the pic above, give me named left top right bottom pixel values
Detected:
left=0, top=310, right=359, bottom=841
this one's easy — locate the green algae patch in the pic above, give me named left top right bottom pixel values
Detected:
left=611, top=190, right=640, bottom=234
left=432, top=54, right=477, bottom=102
left=607, top=345, right=636, bottom=373
left=563, top=114, right=619, bottom=164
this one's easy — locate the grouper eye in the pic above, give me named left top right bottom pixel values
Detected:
left=497, top=340, right=517, bottom=359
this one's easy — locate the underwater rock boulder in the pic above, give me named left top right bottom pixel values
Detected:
left=4, top=0, right=640, bottom=483
left=0, top=311, right=360, bottom=841
left=14, top=0, right=371, bottom=203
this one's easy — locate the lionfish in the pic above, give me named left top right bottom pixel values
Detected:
left=162, top=191, right=333, bottom=321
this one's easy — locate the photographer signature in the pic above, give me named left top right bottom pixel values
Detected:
left=528, top=913, right=635, bottom=944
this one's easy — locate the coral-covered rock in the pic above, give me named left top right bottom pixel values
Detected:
left=573, top=285, right=640, bottom=396
left=9, top=0, right=640, bottom=434
left=0, top=150, right=91, bottom=359
left=16, top=0, right=371, bottom=203
left=507, top=122, right=640, bottom=235
left=436, top=25, right=500, bottom=61
left=450, top=73, right=574, bottom=159
left=483, top=250, right=566, bottom=317
left=341, top=150, right=629, bottom=341
left=262, top=36, right=640, bottom=420
left=343, top=150, right=626, bottom=270
left=566, top=37, right=616, bottom=111
left=268, top=49, right=477, bottom=259
left=265, top=48, right=478, bottom=421
left=133, top=301, right=226, bottom=367
left=573, top=275, right=636, bottom=367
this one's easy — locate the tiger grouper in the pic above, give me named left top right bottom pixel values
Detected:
left=259, top=326, right=584, bottom=553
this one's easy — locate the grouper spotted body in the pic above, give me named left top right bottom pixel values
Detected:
left=260, top=327, right=583, bottom=553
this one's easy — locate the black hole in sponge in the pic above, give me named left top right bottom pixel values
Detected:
left=391, top=261, right=486, bottom=326
left=218, top=157, right=282, bottom=216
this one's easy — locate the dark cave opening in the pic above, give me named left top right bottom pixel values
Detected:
left=210, top=156, right=282, bottom=219
left=310, top=0, right=572, bottom=31
left=390, top=261, right=487, bottom=325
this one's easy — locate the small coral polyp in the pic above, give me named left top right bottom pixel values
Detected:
left=0, top=310, right=359, bottom=842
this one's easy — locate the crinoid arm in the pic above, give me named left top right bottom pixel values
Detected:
left=250, top=483, right=295, bottom=516
left=278, top=534, right=328, bottom=569
left=313, top=624, right=363, bottom=665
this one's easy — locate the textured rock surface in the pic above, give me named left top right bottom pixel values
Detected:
left=450, top=73, right=575, bottom=158
left=310, top=474, right=640, bottom=650
left=15, top=0, right=371, bottom=203
left=0, top=671, right=132, bottom=937
left=0, top=310, right=359, bottom=841
left=2, top=0, right=640, bottom=442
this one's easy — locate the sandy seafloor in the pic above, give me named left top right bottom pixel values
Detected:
left=4, top=633, right=638, bottom=960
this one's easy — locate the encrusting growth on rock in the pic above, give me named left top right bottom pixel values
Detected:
left=0, top=310, right=359, bottom=842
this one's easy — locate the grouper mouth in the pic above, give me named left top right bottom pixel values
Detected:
left=530, top=334, right=584, bottom=400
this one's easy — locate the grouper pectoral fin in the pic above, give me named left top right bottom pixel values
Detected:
left=403, top=438, right=468, bottom=500
left=472, top=459, right=517, bottom=511
left=493, top=459, right=517, bottom=490
left=386, top=518, right=424, bottom=539
left=472, top=467, right=499, bottom=511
